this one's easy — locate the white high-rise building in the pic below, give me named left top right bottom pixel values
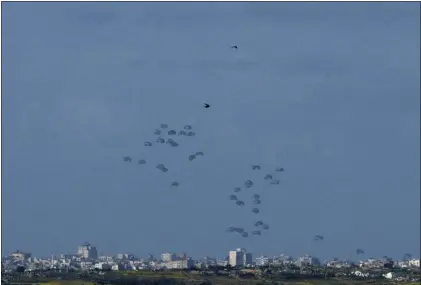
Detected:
left=77, top=243, right=98, bottom=259
left=295, top=255, right=320, bottom=267
left=229, top=248, right=252, bottom=267
left=161, top=252, right=176, bottom=262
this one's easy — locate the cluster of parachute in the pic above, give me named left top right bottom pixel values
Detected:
left=122, top=123, right=204, bottom=187
left=118, top=46, right=408, bottom=258
left=225, top=164, right=284, bottom=238
left=313, top=236, right=369, bottom=258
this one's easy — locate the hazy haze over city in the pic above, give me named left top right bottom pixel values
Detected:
left=2, top=2, right=420, bottom=260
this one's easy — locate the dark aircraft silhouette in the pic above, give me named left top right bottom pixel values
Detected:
left=204, top=103, right=210, bottom=108
left=231, top=45, right=238, bottom=49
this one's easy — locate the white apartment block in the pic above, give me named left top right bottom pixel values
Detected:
left=161, top=252, right=176, bottom=262
left=229, top=248, right=252, bottom=267
left=77, top=243, right=98, bottom=259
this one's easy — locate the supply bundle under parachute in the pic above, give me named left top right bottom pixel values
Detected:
left=119, top=60, right=293, bottom=243
left=264, top=174, right=272, bottom=180
left=244, top=180, right=254, bottom=188
left=225, top=163, right=286, bottom=239
left=121, top=119, right=209, bottom=190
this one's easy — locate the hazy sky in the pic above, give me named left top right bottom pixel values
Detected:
left=2, top=2, right=420, bottom=260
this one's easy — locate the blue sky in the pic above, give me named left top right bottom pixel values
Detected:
left=2, top=2, right=420, bottom=260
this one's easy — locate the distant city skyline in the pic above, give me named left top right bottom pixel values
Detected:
left=2, top=2, right=419, bottom=260
left=3, top=247, right=419, bottom=282
left=2, top=243, right=419, bottom=263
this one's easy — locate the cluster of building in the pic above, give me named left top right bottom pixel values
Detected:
left=2, top=243, right=420, bottom=273
left=1, top=244, right=196, bottom=272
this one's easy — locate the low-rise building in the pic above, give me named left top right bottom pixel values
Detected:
left=94, top=262, right=112, bottom=270
left=165, top=258, right=194, bottom=269
left=383, top=272, right=395, bottom=279
left=111, top=264, right=119, bottom=271
left=80, top=261, right=94, bottom=270
left=409, top=258, right=420, bottom=267
left=353, top=270, right=370, bottom=278
left=11, top=251, right=31, bottom=260
left=255, top=256, right=271, bottom=266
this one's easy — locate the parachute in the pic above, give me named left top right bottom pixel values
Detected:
left=244, top=180, right=254, bottom=188
left=264, top=174, right=273, bottom=180
left=156, top=164, right=169, bottom=173
left=252, top=165, right=261, bottom=170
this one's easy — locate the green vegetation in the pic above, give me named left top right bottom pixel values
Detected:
left=3, top=273, right=411, bottom=285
